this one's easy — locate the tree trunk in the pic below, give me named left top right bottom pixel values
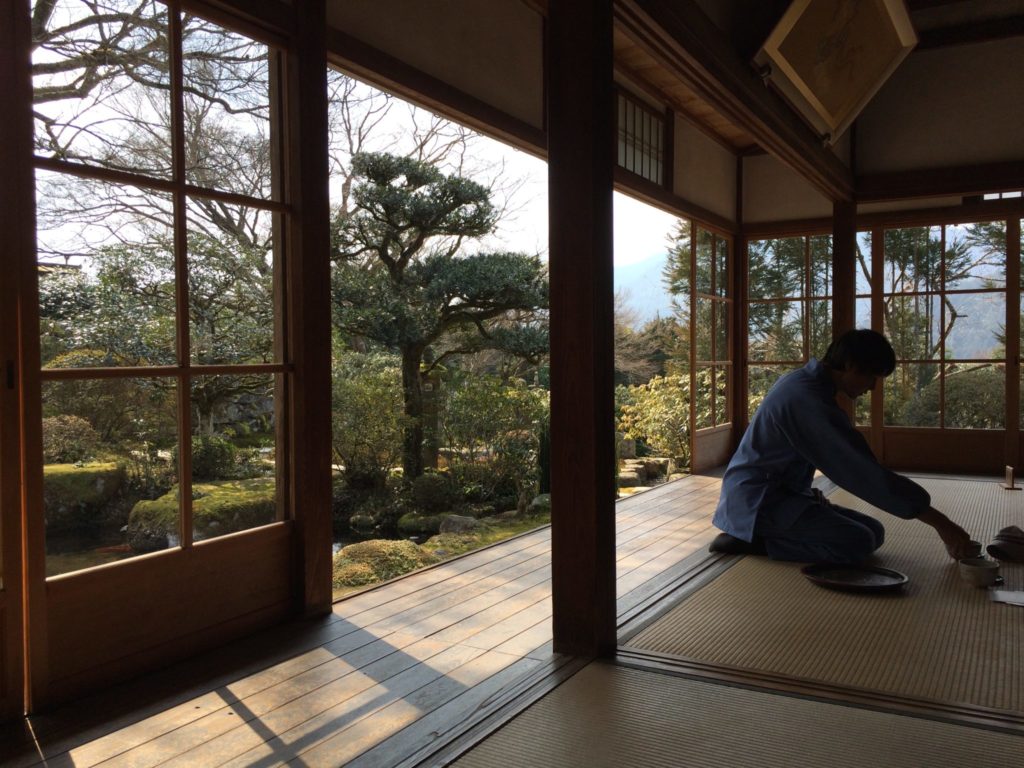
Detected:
left=401, top=346, right=425, bottom=480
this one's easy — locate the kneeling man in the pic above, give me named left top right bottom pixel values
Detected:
left=711, top=329, right=973, bottom=563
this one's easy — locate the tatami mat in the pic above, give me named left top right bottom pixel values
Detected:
left=451, top=662, right=1024, bottom=768
left=626, top=477, right=1024, bottom=714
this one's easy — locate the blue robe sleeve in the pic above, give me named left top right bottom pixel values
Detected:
left=771, top=396, right=930, bottom=519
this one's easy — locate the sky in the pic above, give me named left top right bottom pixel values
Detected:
left=469, top=141, right=682, bottom=268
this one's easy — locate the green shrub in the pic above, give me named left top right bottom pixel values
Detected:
left=42, top=415, right=100, bottom=463
left=331, top=351, right=409, bottom=489
left=127, top=477, right=276, bottom=551
left=332, top=560, right=378, bottom=588
left=617, top=374, right=692, bottom=466
left=331, top=539, right=436, bottom=589
left=439, top=374, right=548, bottom=515
left=173, top=435, right=239, bottom=480
left=410, top=471, right=457, bottom=514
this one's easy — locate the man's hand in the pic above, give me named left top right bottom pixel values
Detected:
left=918, top=507, right=975, bottom=560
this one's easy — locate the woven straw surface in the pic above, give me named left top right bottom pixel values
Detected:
left=452, top=663, right=1024, bottom=768
left=626, top=477, right=1024, bottom=713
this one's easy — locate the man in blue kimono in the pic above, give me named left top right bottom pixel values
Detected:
left=710, top=329, right=973, bottom=563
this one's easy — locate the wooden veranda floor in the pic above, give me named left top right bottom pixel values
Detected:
left=0, top=474, right=722, bottom=768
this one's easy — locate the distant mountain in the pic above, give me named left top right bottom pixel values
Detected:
left=614, top=254, right=676, bottom=326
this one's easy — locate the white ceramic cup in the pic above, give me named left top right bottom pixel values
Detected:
left=958, top=556, right=1000, bottom=587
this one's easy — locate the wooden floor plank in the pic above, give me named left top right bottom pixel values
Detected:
left=1, top=475, right=721, bottom=768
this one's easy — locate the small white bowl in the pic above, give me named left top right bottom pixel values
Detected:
left=958, top=556, right=1000, bottom=587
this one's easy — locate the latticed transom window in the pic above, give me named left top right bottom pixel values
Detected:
left=746, top=234, right=833, bottom=417
left=617, top=91, right=665, bottom=186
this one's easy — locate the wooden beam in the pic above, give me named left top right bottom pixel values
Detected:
left=284, top=0, right=333, bottom=617
left=179, top=0, right=293, bottom=46
left=614, top=166, right=734, bottom=234
left=856, top=197, right=1024, bottom=230
left=616, top=0, right=854, bottom=202
left=326, top=28, right=547, bottom=157
left=857, top=161, right=1024, bottom=202
left=917, top=17, right=1024, bottom=50
left=548, top=0, right=617, bottom=657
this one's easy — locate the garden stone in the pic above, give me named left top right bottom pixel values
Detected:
left=397, top=512, right=444, bottom=536
left=349, top=513, right=377, bottom=533
left=643, top=458, right=670, bottom=478
left=618, top=470, right=642, bottom=488
left=439, top=514, right=480, bottom=534
left=527, top=493, right=551, bottom=515
left=617, top=435, right=636, bottom=459
left=621, top=460, right=649, bottom=480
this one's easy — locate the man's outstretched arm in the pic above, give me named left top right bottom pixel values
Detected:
left=917, top=507, right=974, bottom=559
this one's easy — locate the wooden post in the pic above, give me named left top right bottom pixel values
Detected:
left=0, top=0, right=32, bottom=719
left=733, top=155, right=748, bottom=440
left=1006, top=216, right=1021, bottom=471
left=284, top=0, right=333, bottom=616
left=832, top=200, right=857, bottom=419
left=547, top=0, right=617, bottom=656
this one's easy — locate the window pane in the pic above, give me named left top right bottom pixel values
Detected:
left=883, top=293, right=941, bottom=361
left=696, top=229, right=713, bottom=295
left=748, top=300, right=803, bottom=362
left=748, top=237, right=805, bottom=299
left=944, top=363, right=1004, bottom=429
left=748, top=365, right=791, bottom=418
left=695, top=366, right=713, bottom=430
left=714, top=301, right=729, bottom=362
left=187, top=202, right=275, bottom=364
left=714, top=364, right=730, bottom=425
left=855, top=231, right=872, bottom=296
left=664, top=221, right=691, bottom=297
left=856, top=297, right=872, bottom=332
left=855, top=391, right=871, bottom=427
left=945, top=222, right=1006, bottom=291
left=182, top=15, right=272, bottom=198
left=809, top=235, right=832, bottom=297
left=695, top=296, right=713, bottom=361
left=944, top=292, right=1006, bottom=360
left=190, top=374, right=278, bottom=542
left=809, top=299, right=832, bottom=360
left=42, top=377, right=179, bottom=576
left=36, top=170, right=176, bottom=368
left=715, top=236, right=729, bottom=297
left=32, top=0, right=171, bottom=177
left=884, top=362, right=940, bottom=426
left=883, top=227, right=941, bottom=294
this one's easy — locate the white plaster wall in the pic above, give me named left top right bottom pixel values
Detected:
left=856, top=38, right=1024, bottom=174
left=674, top=117, right=737, bottom=221
left=743, top=153, right=832, bottom=222
left=326, top=0, right=544, bottom=129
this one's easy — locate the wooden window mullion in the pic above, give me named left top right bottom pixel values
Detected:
left=169, top=3, right=193, bottom=548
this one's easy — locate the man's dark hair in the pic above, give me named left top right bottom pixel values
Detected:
left=822, top=329, right=896, bottom=376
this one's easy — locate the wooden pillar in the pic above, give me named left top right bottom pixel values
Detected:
left=832, top=200, right=857, bottom=418
left=284, top=0, right=333, bottom=616
left=547, top=0, right=617, bottom=656
left=732, top=155, right=748, bottom=439
left=0, top=0, right=32, bottom=719
left=1006, top=217, right=1021, bottom=471
left=832, top=200, right=857, bottom=336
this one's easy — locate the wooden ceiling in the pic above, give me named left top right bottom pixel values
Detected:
left=526, top=0, right=1024, bottom=156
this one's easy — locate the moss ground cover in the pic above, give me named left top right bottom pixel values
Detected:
left=332, top=511, right=551, bottom=599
